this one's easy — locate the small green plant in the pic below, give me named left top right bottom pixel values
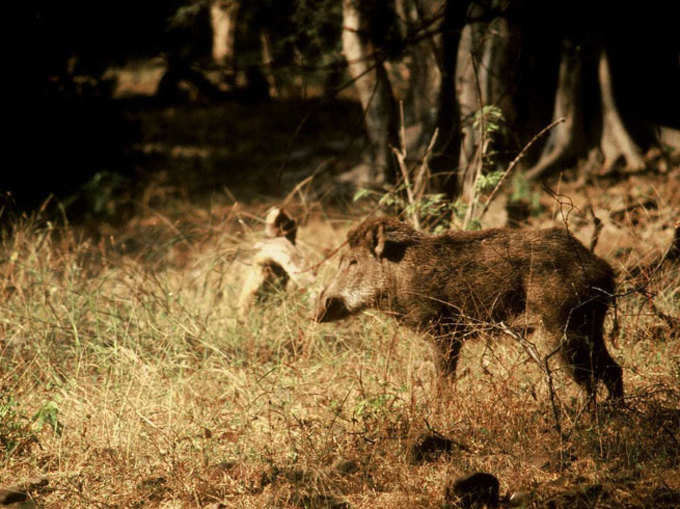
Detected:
left=459, top=104, right=510, bottom=228
left=473, top=105, right=505, bottom=135
left=32, top=400, right=63, bottom=436
left=475, top=169, right=504, bottom=194
left=354, top=186, right=457, bottom=233
left=358, top=103, right=512, bottom=233
left=472, top=104, right=506, bottom=178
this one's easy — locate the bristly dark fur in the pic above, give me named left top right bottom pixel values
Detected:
left=316, top=217, right=623, bottom=400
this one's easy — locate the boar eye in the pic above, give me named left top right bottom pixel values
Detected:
left=348, top=258, right=358, bottom=266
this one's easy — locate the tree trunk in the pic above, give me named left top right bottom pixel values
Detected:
left=525, top=42, right=584, bottom=180
left=211, top=0, right=298, bottom=100
left=340, top=0, right=399, bottom=186
left=398, top=0, right=443, bottom=149
left=210, top=1, right=239, bottom=69
left=455, top=11, right=484, bottom=185
left=598, top=48, right=645, bottom=173
left=455, top=2, right=520, bottom=202
left=526, top=45, right=646, bottom=180
left=431, top=0, right=467, bottom=195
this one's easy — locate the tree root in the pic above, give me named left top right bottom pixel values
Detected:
left=598, top=49, right=646, bottom=173
left=525, top=45, right=583, bottom=180
left=526, top=47, right=646, bottom=180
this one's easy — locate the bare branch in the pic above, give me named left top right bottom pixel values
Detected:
left=414, top=128, right=440, bottom=204
left=390, top=100, right=421, bottom=231
left=478, top=117, right=566, bottom=222
left=498, top=321, right=563, bottom=436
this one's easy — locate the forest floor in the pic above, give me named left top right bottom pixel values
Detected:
left=1, top=85, right=679, bottom=508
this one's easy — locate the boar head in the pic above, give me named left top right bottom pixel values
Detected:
left=313, top=218, right=419, bottom=322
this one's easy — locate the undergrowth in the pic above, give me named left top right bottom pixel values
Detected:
left=1, top=176, right=679, bottom=507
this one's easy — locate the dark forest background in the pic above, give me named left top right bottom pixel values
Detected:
left=12, top=0, right=680, bottom=222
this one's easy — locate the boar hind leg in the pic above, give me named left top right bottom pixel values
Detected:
left=560, top=334, right=623, bottom=401
left=560, top=305, right=623, bottom=401
left=581, top=304, right=623, bottom=401
left=434, top=336, right=463, bottom=379
left=596, top=348, right=624, bottom=401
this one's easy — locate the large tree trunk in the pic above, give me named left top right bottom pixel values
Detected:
left=340, top=0, right=446, bottom=188
left=454, top=11, right=484, bottom=189
left=210, top=0, right=239, bottom=70
left=526, top=44, right=646, bottom=180
left=431, top=0, right=467, bottom=195
left=598, top=48, right=645, bottom=173
left=210, top=0, right=299, bottom=100
left=340, top=0, right=399, bottom=186
left=524, top=42, right=584, bottom=180
left=397, top=0, right=444, bottom=149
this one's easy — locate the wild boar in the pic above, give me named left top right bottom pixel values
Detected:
left=313, top=217, right=623, bottom=400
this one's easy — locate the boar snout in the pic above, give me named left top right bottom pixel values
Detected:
left=313, top=290, right=350, bottom=322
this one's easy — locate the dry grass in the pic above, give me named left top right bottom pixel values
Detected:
left=1, top=169, right=679, bottom=508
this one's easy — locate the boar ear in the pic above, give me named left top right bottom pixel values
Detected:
left=373, top=222, right=387, bottom=257
left=349, top=218, right=418, bottom=258
left=373, top=220, right=417, bottom=258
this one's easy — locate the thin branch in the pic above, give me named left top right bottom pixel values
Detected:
left=498, top=321, right=563, bottom=436
left=478, top=117, right=566, bottom=221
left=414, top=128, right=440, bottom=204
left=390, top=100, right=421, bottom=230
left=462, top=53, right=488, bottom=230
